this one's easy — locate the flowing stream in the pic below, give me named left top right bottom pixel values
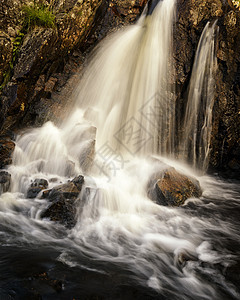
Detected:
left=0, top=0, right=240, bottom=299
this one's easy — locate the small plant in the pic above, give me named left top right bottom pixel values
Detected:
left=22, top=3, right=56, bottom=30
left=0, top=31, right=25, bottom=91
left=11, top=32, right=25, bottom=68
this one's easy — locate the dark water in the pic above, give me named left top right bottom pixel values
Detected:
left=0, top=176, right=239, bottom=300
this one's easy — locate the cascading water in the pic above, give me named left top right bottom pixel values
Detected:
left=0, top=1, right=240, bottom=299
left=67, top=0, right=176, bottom=156
left=180, top=21, right=218, bottom=170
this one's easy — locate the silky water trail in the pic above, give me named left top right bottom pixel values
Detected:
left=180, top=20, right=219, bottom=171
left=0, top=0, right=240, bottom=299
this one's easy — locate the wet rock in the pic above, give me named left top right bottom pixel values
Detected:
left=0, top=0, right=109, bottom=131
left=41, top=195, right=77, bottom=229
left=41, top=175, right=84, bottom=228
left=0, top=0, right=147, bottom=137
left=0, top=138, right=15, bottom=169
left=175, top=250, right=198, bottom=269
left=78, top=126, right=96, bottom=172
left=0, top=31, right=13, bottom=84
left=44, top=77, right=58, bottom=98
left=71, top=175, right=85, bottom=191
left=27, top=178, right=48, bottom=199
left=225, top=260, right=240, bottom=287
left=109, top=0, right=148, bottom=23
left=80, top=139, right=96, bottom=172
left=228, top=158, right=240, bottom=171
left=148, top=167, right=202, bottom=207
left=13, top=28, right=57, bottom=80
left=65, top=160, right=76, bottom=177
left=0, top=171, right=11, bottom=194
left=29, top=272, right=64, bottom=293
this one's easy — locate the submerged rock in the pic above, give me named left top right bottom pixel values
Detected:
left=148, top=167, right=202, bottom=206
left=41, top=175, right=84, bottom=228
left=27, top=178, right=48, bottom=199
left=175, top=250, right=198, bottom=269
left=0, top=171, right=11, bottom=194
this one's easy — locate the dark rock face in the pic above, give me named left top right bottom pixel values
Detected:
left=27, top=178, right=48, bottom=199
left=0, top=0, right=147, bottom=136
left=0, top=31, right=13, bottom=84
left=0, top=138, right=15, bottom=169
left=41, top=175, right=84, bottom=228
left=0, top=0, right=109, bottom=132
left=174, top=0, right=240, bottom=177
left=148, top=167, right=202, bottom=206
left=0, top=171, right=11, bottom=194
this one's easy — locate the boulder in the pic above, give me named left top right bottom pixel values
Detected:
left=27, top=178, right=48, bottom=199
left=0, top=171, right=11, bottom=194
left=148, top=167, right=202, bottom=207
left=41, top=175, right=84, bottom=228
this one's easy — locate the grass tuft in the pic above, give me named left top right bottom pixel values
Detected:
left=22, top=4, right=56, bottom=29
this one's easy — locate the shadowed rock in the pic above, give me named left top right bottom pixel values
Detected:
left=0, top=171, right=11, bottom=194
left=41, top=175, right=84, bottom=228
left=0, top=139, right=15, bottom=169
left=27, top=178, right=48, bottom=199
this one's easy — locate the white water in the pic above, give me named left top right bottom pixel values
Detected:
left=68, top=0, right=176, bottom=156
left=0, top=0, right=239, bottom=299
left=181, top=21, right=218, bottom=170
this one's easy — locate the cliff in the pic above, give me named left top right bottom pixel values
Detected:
left=174, top=0, right=240, bottom=177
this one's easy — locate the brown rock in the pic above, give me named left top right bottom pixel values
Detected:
left=0, top=31, right=13, bottom=84
left=148, top=167, right=202, bottom=207
left=0, top=139, right=15, bottom=168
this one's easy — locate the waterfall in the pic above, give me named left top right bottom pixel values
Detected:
left=180, top=21, right=218, bottom=170
left=10, top=0, right=176, bottom=190
left=1, top=1, right=240, bottom=300
left=68, top=0, right=176, bottom=157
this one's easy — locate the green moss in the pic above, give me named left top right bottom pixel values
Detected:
left=22, top=4, right=56, bottom=30
left=0, top=69, right=11, bottom=91
left=0, top=31, right=25, bottom=91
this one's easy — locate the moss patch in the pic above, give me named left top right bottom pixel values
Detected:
left=22, top=4, right=56, bottom=30
left=0, top=31, right=25, bottom=90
